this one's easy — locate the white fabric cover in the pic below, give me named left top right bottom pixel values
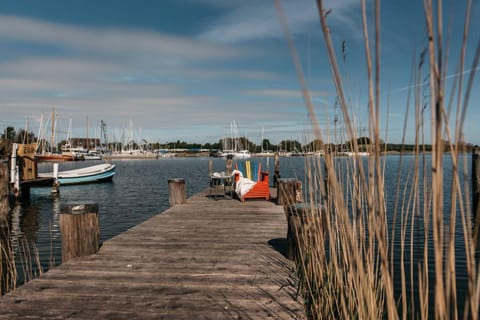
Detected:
left=232, top=169, right=255, bottom=198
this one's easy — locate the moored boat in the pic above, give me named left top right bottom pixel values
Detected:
left=38, top=163, right=116, bottom=185
left=220, top=149, right=251, bottom=159
left=344, top=151, right=370, bottom=157
left=36, top=153, right=76, bottom=162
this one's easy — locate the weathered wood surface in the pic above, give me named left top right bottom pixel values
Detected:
left=168, top=178, right=187, bottom=207
left=60, top=204, right=100, bottom=263
left=0, top=189, right=305, bottom=319
left=277, top=178, right=301, bottom=208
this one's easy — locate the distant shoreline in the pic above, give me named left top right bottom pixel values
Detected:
left=99, top=150, right=474, bottom=160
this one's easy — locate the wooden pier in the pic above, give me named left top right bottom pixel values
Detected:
left=0, top=189, right=305, bottom=319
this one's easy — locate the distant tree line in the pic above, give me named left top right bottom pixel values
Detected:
left=1, top=126, right=477, bottom=155
left=1, top=126, right=37, bottom=144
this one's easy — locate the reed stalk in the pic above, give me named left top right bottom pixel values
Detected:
left=0, top=223, right=16, bottom=295
left=1, top=220, right=45, bottom=296
left=277, top=0, right=479, bottom=318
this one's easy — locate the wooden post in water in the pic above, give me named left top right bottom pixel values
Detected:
left=274, top=152, right=280, bottom=188
left=226, top=155, right=233, bottom=175
left=60, top=204, right=100, bottom=263
left=286, top=203, right=325, bottom=270
left=52, top=163, right=60, bottom=196
left=168, top=178, right=186, bottom=207
left=472, top=149, right=480, bottom=243
left=277, top=178, right=302, bottom=208
left=287, top=203, right=310, bottom=261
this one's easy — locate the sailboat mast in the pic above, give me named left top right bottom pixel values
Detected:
left=23, top=118, right=29, bottom=144
left=51, top=108, right=55, bottom=152
left=67, top=118, right=72, bottom=146
left=233, top=120, right=237, bottom=151
left=86, top=116, right=89, bottom=150
left=261, top=126, right=264, bottom=153
left=37, top=113, right=44, bottom=154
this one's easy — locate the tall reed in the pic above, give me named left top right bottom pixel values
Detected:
left=0, top=222, right=16, bottom=295
left=277, top=0, right=479, bottom=318
left=1, top=218, right=45, bottom=296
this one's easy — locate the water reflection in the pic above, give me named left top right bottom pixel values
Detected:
left=9, top=202, right=40, bottom=255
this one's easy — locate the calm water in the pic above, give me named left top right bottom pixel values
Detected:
left=8, top=157, right=292, bottom=272
left=9, top=158, right=218, bottom=270
left=3, top=154, right=478, bottom=316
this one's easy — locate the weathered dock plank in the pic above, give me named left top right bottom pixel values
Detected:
left=0, top=189, right=305, bottom=319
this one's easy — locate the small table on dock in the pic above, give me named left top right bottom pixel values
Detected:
left=209, top=173, right=233, bottom=199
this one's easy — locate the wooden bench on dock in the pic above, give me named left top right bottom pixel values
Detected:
left=0, top=188, right=305, bottom=319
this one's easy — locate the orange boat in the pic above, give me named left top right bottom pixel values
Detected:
left=36, top=153, right=76, bottom=162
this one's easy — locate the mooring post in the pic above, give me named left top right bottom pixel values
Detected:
left=274, top=152, right=280, bottom=188
left=277, top=178, right=302, bottom=208
left=286, top=203, right=324, bottom=264
left=9, top=144, right=17, bottom=185
left=472, top=149, right=480, bottom=243
left=226, top=154, right=233, bottom=175
left=9, top=143, right=20, bottom=198
left=52, top=163, right=60, bottom=195
left=287, top=203, right=309, bottom=262
left=168, top=178, right=186, bottom=207
left=60, top=203, right=100, bottom=263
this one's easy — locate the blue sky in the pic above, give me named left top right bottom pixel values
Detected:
left=0, top=0, right=479, bottom=145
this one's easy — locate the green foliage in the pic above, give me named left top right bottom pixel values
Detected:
left=304, top=139, right=324, bottom=152
left=279, top=139, right=301, bottom=152
left=1, top=127, right=16, bottom=140
left=1, top=127, right=37, bottom=143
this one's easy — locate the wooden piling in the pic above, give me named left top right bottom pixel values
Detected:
left=59, top=204, right=100, bottom=263
left=168, top=178, right=186, bottom=207
left=277, top=178, right=302, bottom=208
left=274, top=152, right=280, bottom=187
left=472, top=149, right=480, bottom=243
left=287, top=204, right=308, bottom=261
left=226, top=155, right=233, bottom=175
left=286, top=203, right=324, bottom=262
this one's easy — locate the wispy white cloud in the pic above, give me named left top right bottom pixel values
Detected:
left=0, top=14, right=295, bottom=142
left=197, top=0, right=361, bottom=44
left=391, top=66, right=480, bottom=95
left=0, top=15, right=239, bottom=62
left=9, top=1, right=473, bottom=145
